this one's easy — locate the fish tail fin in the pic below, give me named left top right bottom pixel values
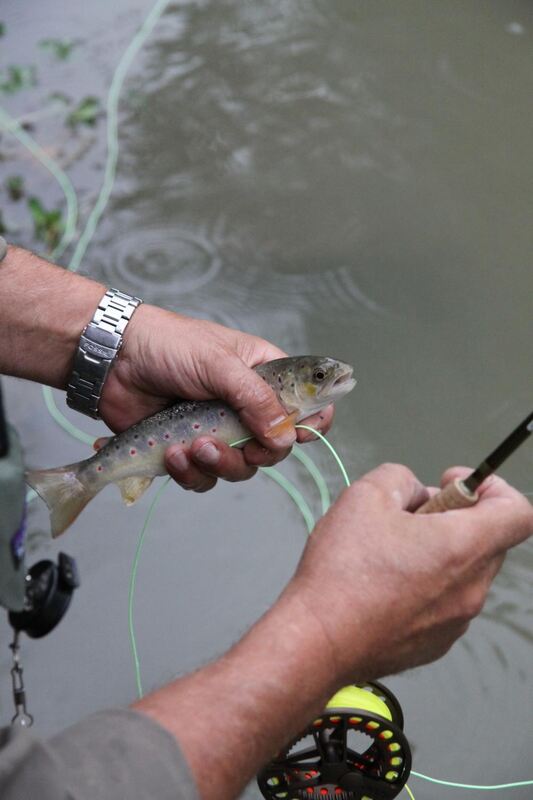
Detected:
left=25, top=466, right=97, bottom=538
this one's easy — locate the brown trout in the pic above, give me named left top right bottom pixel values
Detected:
left=27, top=356, right=355, bottom=537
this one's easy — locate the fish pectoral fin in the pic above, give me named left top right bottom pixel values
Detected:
left=264, top=411, right=298, bottom=439
left=116, top=476, right=154, bottom=506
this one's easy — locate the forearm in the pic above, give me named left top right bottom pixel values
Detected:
left=133, top=586, right=344, bottom=800
left=0, top=245, right=104, bottom=387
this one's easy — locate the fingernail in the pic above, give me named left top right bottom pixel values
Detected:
left=269, top=414, right=288, bottom=428
left=265, top=416, right=296, bottom=447
left=194, top=442, right=220, bottom=466
left=168, top=448, right=188, bottom=472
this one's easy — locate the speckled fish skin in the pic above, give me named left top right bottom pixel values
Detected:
left=26, top=356, right=355, bottom=537
left=82, top=398, right=248, bottom=489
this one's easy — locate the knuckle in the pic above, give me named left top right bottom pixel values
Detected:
left=381, top=462, right=412, bottom=478
left=233, top=376, right=279, bottom=418
left=441, top=621, right=470, bottom=652
left=349, top=476, right=387, bottom=504
left=356, top=463, right=416, bottom=497
left=456, top=589, right=485, bottom=622
left=516, top=499, right=533, bottom=530
left=441, top=533, right=468, bottom=572
left=237, top=335, right=269, bottom=364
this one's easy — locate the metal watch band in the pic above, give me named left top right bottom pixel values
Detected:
left=66, top=288, right=143, bottom=419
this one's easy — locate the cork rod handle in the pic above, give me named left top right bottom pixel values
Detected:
left=415, top=478, right=479, bottom=514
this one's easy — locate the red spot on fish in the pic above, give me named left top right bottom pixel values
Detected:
left=96, top=465, right=103, bottom=472
left=211, top=428, right=217, bottom=433
left=148, top=439, right=155, bottom=447
left=220, top=410, right=225, bottom=417
left=163, top=433, right=170, bottom=440
left=181, top=439, right=186, bottom=444
left=193, top=423, right=200, bottom=430
left=130, top=448, right=137, bottom=456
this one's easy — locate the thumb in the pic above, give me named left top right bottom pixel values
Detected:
left=208, top=353, right=296, bottom=450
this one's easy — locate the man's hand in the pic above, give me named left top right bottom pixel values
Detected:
left=288, top=463, right=533, bottom=683
left=99, top=304, right=334, bottom=491
left=134, top=466, right=532, bottom=800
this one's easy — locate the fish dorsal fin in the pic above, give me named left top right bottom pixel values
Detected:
left=116, top=476, right=154, bottom=506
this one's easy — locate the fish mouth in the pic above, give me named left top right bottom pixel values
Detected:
left=326, top=363, right=356, bottom=397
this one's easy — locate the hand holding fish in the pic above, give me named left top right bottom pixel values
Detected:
left=98, top=303, right=336, bottom=492
left=28, top=353, right=354, bottom=536
left=0, top=246, right=344, bottom=516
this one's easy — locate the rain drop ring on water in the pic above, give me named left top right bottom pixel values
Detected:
left=108, top=224, right=222, bottom=298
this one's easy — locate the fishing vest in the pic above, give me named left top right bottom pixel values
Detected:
left=0, top=382, right=27, bottom=612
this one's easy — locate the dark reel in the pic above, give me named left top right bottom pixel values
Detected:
left=258, top=682, right=411, bottom=800
left=9, top=552, right=80, bottom=638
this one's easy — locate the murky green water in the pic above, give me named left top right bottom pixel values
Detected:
left=1, top=1, right=532, bottom=796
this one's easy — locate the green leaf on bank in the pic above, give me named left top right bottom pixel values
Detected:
left=28, top=197, right=64, bottom=250
left=49, top=91, right=71, bottom=105
left=0, top=210, right=6, bottom=235
left=66, top=96, right=102, bottom=127
left=39, top=38, right=79, bottom=61
left=6, top=175, right=24, bottom=201
left=0, top=65, right=37, bottom=94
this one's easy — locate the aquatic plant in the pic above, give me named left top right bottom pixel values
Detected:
left=0, top=65, right=37, bottom=94
left=27, top=197, right=64, bottom=250
left=49, top=91, right=70, bottom=106
left=6, top=175, right=24, bottom=201
left=39, top=38, right=79, bottom=61
left=66, top=96, right=102, bottom=127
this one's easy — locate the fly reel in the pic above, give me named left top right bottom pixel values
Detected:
left=258, top=682, right=411, bottom=800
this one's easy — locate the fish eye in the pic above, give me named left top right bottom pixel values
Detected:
left=313, top=368, right=326, bottom=382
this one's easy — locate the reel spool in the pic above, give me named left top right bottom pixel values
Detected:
left=258, top=681, right=411, bottom=800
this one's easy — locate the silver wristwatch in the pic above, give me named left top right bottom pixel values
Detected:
left=66, top=288, right=143, bottom=419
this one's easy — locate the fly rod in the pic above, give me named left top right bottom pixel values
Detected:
left=416, top=411, right=533, bottom=514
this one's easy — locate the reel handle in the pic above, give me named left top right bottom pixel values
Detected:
left=415, top=478, right=478, bottom=514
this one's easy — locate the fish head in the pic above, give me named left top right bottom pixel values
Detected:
left=257, top=356, right=356, bottom=420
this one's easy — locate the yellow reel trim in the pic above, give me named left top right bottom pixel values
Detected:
left=325, top=685, right=393, bottom=721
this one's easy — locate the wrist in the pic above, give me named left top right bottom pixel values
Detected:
left=134, top=587, right=342, bottom=800
left=99, top=303, right=199, bottom=424
left=66, top=287, right=143, bottom=419
left=284, top=574, right=372, bottom=686
left=97, top=303, right=167, bottom=427
left=0, top=245, right=105, bottom=388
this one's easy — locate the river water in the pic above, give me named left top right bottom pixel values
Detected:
left=0, top=1, right=532, bottom=797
